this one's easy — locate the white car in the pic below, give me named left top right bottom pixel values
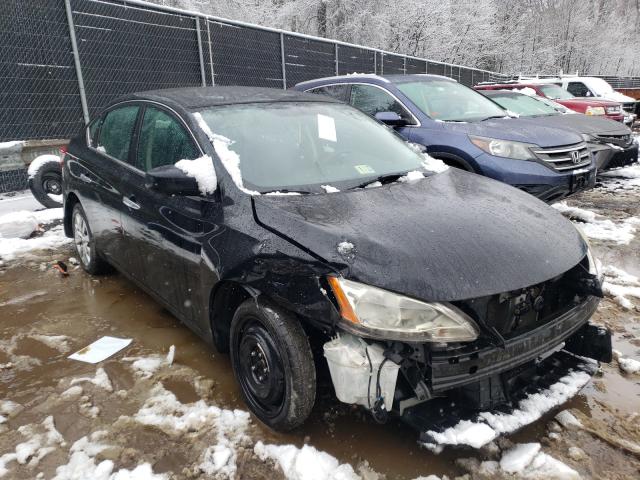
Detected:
left=559, top=76, right=637, bottom=125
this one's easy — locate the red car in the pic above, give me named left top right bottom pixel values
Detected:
left=475, top=82, right=625, bottom=122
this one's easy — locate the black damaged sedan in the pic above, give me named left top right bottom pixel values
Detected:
left=62, top=86, right=611, bottom=437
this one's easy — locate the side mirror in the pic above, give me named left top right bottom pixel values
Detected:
left=375, top=111, right=408, bottom=127
left=145, top=165, right=200, bottom=196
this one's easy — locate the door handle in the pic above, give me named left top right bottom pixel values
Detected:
left=79, top=173, right=92, bottom=184
left=122, top=196, right=141, bottom=210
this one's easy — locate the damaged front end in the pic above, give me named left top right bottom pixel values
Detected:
left=322, top=255, right=612, bottom=447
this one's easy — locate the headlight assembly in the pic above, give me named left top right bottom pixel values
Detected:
left=469, top=135, right=536, bottom=160
left=327, top=277, right=479, bottom=342
left=575, top=226, right=601, bottom=280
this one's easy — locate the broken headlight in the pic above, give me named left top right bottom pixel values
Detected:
left=469, top=135, right=536, bottom=160
left=327, top=277, right=479, bottom=342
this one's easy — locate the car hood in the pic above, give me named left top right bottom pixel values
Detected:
left=442, top=118, right=583, bottom=148
left=515, top=114, right=630, bottom=136
left=252, top=169, right=586, bottom=302
left=565, top=98, right=619, bottom=107
left=600, top=91, right=636, bottom=103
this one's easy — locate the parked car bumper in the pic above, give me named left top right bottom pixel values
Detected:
left=474, top=152, right=597, bottom=202
left=607, top=142, right=639, bottom=169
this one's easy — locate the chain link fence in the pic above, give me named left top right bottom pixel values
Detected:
left=0, top=0, right=510, bottom=144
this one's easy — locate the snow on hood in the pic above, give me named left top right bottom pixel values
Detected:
left=253, top=168, right=586, bottom=302
left=604, top=90, right=636, bottom=103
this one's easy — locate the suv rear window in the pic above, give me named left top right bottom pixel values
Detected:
left=97, top=105, right=140, bottom=163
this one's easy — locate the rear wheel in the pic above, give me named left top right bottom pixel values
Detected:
left=72, top=203, right=110, bottom=274
left=230, top=299, right=316, bottom=431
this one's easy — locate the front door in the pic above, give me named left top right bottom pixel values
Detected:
left=124, top=104, right=209, bottom=327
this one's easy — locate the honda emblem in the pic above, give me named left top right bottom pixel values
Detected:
left=571, top=151, right=580, bottom=164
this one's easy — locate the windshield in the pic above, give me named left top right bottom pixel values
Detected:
left=397, top=80, right=507, bottom=122
left=487, top=93, right=559, bottom=117
left=196, top=102, right=428, bottom=193
left=538, top=84, right=574, bottom=100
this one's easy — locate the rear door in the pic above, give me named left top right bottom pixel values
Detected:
left=77, top=104, right=141, bottom=269
left=124, top=103, right=208, bottom=326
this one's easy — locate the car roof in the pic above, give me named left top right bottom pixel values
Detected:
left=295, top=73, right=456, bottom=89
left=115, top=86, right=340, bottom=109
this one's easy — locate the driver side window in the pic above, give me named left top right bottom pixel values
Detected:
left=136, top=106, right=200, bottom=172
left=567, top=82, right=592, bottom=97
left=349, top=85, right=414, bottom=123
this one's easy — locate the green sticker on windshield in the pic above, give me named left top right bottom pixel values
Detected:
left=354, top=164, right=375, bottom=175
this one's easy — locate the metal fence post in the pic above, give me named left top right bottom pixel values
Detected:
left=195, top=17, right=206, bottom=87
left=64, top=0, right=90, bottom=125
left=335, top=43, right=339, bottom=75
left=280, top=32, right=287, bottom=89
left=206, top=19, right=215, bottom=86
left=380, top=53, right=384, bottom=75
left=403, top=56, right=407, bottom=74
left=373, top=51, right=377, bottom=74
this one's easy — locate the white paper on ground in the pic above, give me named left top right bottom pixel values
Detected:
left=69, top=336, right=132, bottom=364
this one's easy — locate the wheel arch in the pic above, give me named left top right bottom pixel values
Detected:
left=430, top=151, right=476, bottom=172
left=63, top=192, right=81, bottom=238
left=208, top=280, right=258, bottom=353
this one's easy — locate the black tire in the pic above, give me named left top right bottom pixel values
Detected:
left=71, top=203, right=110, bottom=275
left=230, top=298, right=316, bottom=431
left=29, top=160, right=63, bottom=209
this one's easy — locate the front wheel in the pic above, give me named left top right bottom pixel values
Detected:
left=230, top=299, right=316, bottom=431
left=72, top=203, right=110, bottom=275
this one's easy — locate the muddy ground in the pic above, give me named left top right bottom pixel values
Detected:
left=1, top=171, right=640, bottom=479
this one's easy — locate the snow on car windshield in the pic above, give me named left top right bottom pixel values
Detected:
left=195, top=102, right=431, bottom=194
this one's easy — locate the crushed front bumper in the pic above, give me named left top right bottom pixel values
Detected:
left=429, top=296, right=603, bottom=393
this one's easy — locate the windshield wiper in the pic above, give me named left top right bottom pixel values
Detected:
left=260, top=189, right=311, bottom=195
left=480, top=115, right=509, bottom=122
left=351, top=173, right=405, bottom=190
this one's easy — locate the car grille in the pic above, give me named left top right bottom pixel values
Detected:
left=622, top=102, right=636, bottom=114
left=532, top=143, right=591, bottom=171
left=595, top=133, right=633, bottom=148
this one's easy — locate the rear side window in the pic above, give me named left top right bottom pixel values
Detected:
left=567, top=82, right=591, bottom=97
left=136, top=106, right=199, bottom=171
left=349, top=84, right=414, bottom=123
left=308, top=85, right=350, bottom=102
left=98, top=105, right=140, bottom=162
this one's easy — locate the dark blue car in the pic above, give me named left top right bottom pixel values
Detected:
left=294, top=74, right=597, bottom=202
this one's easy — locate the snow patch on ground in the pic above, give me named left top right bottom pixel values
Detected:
left=498, top=443, right=579, bottom=479
left=0, top=208, right=69, bottom=261
left=30, top=334, right=71, bottom=352
left=70, top=368, right=113, bottom=392
left=423, top=369, right=591, bottom=449
left=174, top=155, right=217, bottom=195
left=132, top=383, right=249, bottom=477
left=27, top=155, right=60, bottom=179
left=613, top=350, right=640, bottom=374
left=602, top=265, right=640, bottom=309
left=52, top=431, right=166, bottom=480
left=123, top=346, right=175, bottom=379
left=552, top=201, right=637, bottom=244
left=0, top=416, right=65, bottom=477
left=254, top=441, right=360, bottom=480
left=598, top=163, right=640, bottom=191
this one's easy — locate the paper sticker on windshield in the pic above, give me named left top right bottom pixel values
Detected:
left=354, top=164, right=375, bottom=175
left=317, top=114, right=337, bottom=142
